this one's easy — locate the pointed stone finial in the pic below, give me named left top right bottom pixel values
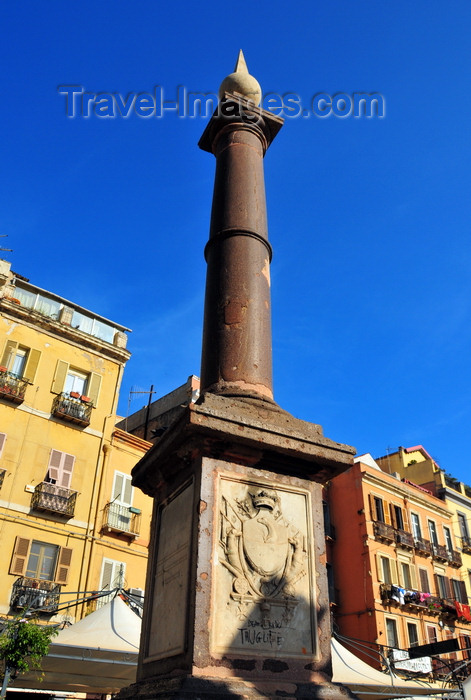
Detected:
left=218, top=50, right=262, bottom=106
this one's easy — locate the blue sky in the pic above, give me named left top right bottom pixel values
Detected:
left=2, top=1, right=471, bottom=482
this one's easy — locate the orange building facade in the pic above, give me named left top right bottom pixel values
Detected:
left=328, top=454, right=471, bottom=678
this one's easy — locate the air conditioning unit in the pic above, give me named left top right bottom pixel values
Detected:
left=128, top=587, right=144, bottom=601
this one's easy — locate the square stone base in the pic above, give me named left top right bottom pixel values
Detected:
left=114, top=675, right=358, bottom=699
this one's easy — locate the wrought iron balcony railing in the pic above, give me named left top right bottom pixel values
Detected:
left=0, top=368, right=28, bottom=404
left=103, top=501, right=141, bottom=538
left=413, top=537, right=432, bottom=555
left=51, top=393, right=92, bottom=427
left=395, top=529, right=414, bottom=549
left=31, top=481, right=78, bottom=517
left=447, top=549, right=462, bottom=567
left=10, top=577, right=60, bottom=613
left=462, top=536, right=471, bottom=554
left=431, top=543, right=449, bottom=562
left=373, top=521, right=396, bottom=542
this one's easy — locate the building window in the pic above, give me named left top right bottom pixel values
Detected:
left=458, top=513, right=469, bottom=539
left=45, top=449, right=75, bottom=489
left=112, top=471, right=133, bottom=506
left=392, top=505, right=405, bottom=530
left=374, top=496, right=385, bottom=522
left=400, top=562, right=413, bottom=589
left=377, top=555, right=397, bottom=585
left=407, top=622, right=419, bottom=648
left=411, top=513, right=422, bottom=540
left=0, top=340, right=41, bottom=382
left=428, top=520, right=439, bottom=547
left=64, top=368, right=88, bottom=396
left=97, top=558, right=126, bottom=608
left=26, top=542, right=58, bottom=581
left=427, top=625, right=438, bottom=645
left=0, top=432, right=6, bottom=459
left=443, top=526, right=453, bottom=554
left=435, top=573, right=450, bottom=599
left=9, top=537, right=72, bottom=584
left=419, top=568, right=431, bottom=593
left=51, top=360, right=101, bottom=406
left=461, top=635, right=471, bottom=660
left=385, top=618, right=399, bottom=648
left=451, top=578, right=468, bottom=604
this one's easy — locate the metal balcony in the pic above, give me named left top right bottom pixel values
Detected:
left=462, top=536, right=471, bottom=554
left=0, top=368, right=28, bottom=404
left=10, top=577, right=60, bottom=613
left=373, top=521, right=396, bottom=542
left=413, top=537, right=431, bottom=555
left=431, top=543, right=449, bottom=562
left=447, top=549, right=462, bottom=567
left=103, top=501, right=141, bottom=538
left=31, top=481, right=78, bottom=517
left=395, top=529, right=414, bottom=549
left=51, top=393, right=92, bottom=427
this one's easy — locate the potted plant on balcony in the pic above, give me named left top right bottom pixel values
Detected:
left=69, top=391, right=81, bottom=399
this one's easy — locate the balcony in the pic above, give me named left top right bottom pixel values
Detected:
left=414, top=537, right=432, bottom=556
left=447, top=549, right=462, bottom=567
left=52, top=392, right=92, bottom=427
left=462, top=536, right=471, bottom=554
left=31, top=481, right=78, bottom=517
left=373, top=521, right=396, bottom=542
left=10, top=577, right=60, bottom=613
left=0, top=367, right=28, bottom=404
left=431, top=543, right=449, bottom=563
left=395, top=529, right=414, bottom=550
left=103, top=502, right=141, bottom=538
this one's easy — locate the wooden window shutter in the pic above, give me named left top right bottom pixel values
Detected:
left=389, top=504, right=397, bottom=529
left=55, top=547, right=73, bottom=584
left=460, top=580, right=468, bottom=605
left=101, top=560, right=114, bottom=590
left=383, top=501, right=392, bottom=525
left=59, top=454, right=75, bottom=489
left=410, top=564, right=418, bottom=590
left=368, top=494, right=376, bottom=520
left=419, top=568, right=430, bottom=593
left=47, top=449, right=63, bottom=482
left=51, top=360, right=69, bottom=394
left=9, top=537, right=31, bottom=575
left=87, top=372, right=101, bottom=407
left=123, top=476, right=133, bottom=506
left=23, top=349, right=41, bottom=383
left=402, top=507, right=410, bottom=532
left=390, top=559, right=399, bottom=585
left=112, top=473, right=124, bottom=501
left=0, top=432, right=6, bottom=458
left=375, top=554, right=384, bottom=582
left=445, top=576, right=453, bottom=599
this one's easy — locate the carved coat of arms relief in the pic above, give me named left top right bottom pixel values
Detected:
left=219, top=485, right=308, bottom=624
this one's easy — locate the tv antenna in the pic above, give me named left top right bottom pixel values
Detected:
left=0, top=235, right=12, bottom=253
left=126, top=385, right=157, bottom=439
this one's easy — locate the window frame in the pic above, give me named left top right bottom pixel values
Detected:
left=9, top=536, right=72, bottom=584
left=407, top=621, right=419, bottom=648
left=410, top=512, right=422, bottom=540
left=385, top=617, right=399, bottom=649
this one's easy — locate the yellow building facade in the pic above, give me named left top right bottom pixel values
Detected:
left=0, top=259, right=152, bottom=626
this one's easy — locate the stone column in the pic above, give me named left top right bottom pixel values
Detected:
left=199, top=96, right=282, bottom=402
left=115, top=54, right=357, bottom=700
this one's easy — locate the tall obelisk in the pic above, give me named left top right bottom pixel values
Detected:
left=116, top=53, right=356, bottom=699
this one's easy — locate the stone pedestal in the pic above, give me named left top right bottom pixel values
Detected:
left=115, top=395, right=356, bottom=699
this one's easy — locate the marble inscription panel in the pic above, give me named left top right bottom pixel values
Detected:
left=212, top=475, right=316, bottom=658
left=146, top=482, right=194, bottom=661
